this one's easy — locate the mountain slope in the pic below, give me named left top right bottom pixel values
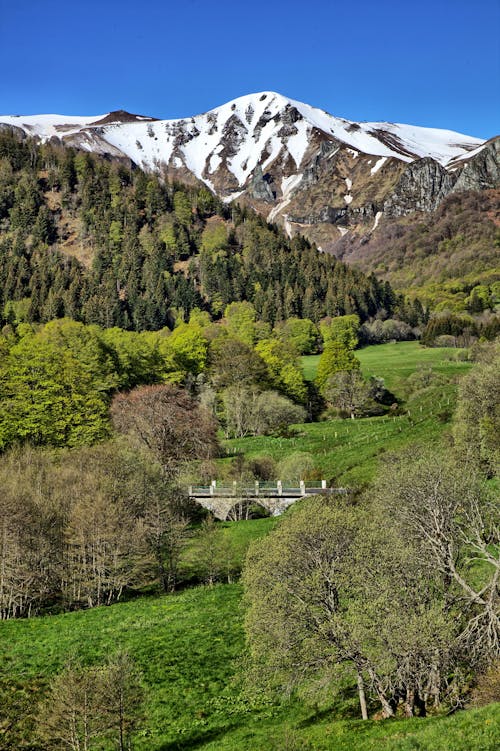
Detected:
left=0, top=92, right=494, bottom=239
left=0, top=129, right=400, bottom=331
left=334, top=188, right=500, bottom=309
left=0, top=92, right=483, bottom=173
left=2, top=93, right=496, bottom=248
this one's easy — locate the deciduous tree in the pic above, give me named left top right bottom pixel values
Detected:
left=110, top=384, right=218, bottom=477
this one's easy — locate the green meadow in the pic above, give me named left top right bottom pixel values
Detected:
left=224, top=342, right=471, bottom=486
left=1, top=581, right=498, bottom=750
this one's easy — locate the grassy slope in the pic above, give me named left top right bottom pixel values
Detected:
left=224, top=342, right=471, bottom=486
left=302, top=341, right=469, bottom=390
left=1, top=583, right=498, bottom=750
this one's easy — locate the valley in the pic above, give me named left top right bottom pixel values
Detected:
left=1, top=340, right=498, bottom=749
left=0, top=112, right=498, bottom=750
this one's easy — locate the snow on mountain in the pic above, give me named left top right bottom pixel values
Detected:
left=0, top=92, right=484, bottom=183
left=1, top=93, right=495, bottom=250
left=0, top=113, right=105, bottom=139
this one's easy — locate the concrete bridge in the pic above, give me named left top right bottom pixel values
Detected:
left=188, top=480, right=348, bottom=520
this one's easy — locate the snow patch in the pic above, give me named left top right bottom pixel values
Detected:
left=370, top=156, right=387, bottom=175
left=338, top=227, right=349, bottom=236
left=344, top=194, right=353, bottom=205
left=222, top=191, right=245, bottom=204
left=281, top=173, right=303, bottom=195
left=209, top=153, right=222, bottom=173
left=283, top=215, right=293, bottom=237
left=267, top=173, right=303, bottom=223
left=371, top=211, right=382, bottom=232
left=285, top=119, right=310, bottom=168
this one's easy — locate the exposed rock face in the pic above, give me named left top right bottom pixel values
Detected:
left=383, top=158, right=456, bottom=217
left=0, top=93, right=497, bottom=251
left=0, top=122, right=26, bottom=139
left=452, top=138, right=500, bottom=192
left=250, top=165, right=275, bottom=202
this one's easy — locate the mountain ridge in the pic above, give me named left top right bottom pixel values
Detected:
left=1, top=92, right=498, bottom=251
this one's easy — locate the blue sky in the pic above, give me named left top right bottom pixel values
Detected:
left=1, top=0, right=499, bottom=138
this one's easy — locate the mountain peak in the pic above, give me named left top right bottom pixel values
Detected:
left=0, top=93, right=495, bottom=253
left=90, top=110, right=158, bottom=125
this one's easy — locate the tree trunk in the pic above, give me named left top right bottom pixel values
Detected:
left=404, top=687, right=415, bottom=717
left=367, top=666, right=394, bottom=718
left=357, top=672, right=368, bottom=720
left=415, top=690, right=426, bottom=717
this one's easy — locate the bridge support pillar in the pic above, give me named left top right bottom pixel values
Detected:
left=300, top=480, right=305, bottom=496
left=277, top=480, right=282, bottom=496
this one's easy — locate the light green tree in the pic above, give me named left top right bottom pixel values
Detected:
left=320, top=314, right=360, bottom=349
left=274, top=317, right=319, bottom=354
left=223, top=301, right=257, bottom=346
left=255, top=338, right=308, bottom=404
left=157, top=323, right=209, bottom=382
left=315, top=341, right=360, bottom=394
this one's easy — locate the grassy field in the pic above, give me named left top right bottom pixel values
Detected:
left=301, top=340, right=470, bottom=389
left=1, top=582, right=498, bottom=750
left=224, top=342, right=472, bottom=486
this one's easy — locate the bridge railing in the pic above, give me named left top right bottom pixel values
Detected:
left=188, top=480, right=341, bottom=498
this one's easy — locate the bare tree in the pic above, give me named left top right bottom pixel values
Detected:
left=37, top=663, right=104, bottom=750
left=38, top=653, right=144, bottom=751
left=111, top=384, right=218, bottom=477
left=141, top=489, right=189, bottom=593
left=323, top=370, right=370, bottom=418
left=375, top=453, right=500, bottom=664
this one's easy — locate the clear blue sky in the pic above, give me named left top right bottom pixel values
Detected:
left=1, top=0, right=499, bottom=138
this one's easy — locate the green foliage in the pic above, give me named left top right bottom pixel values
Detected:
left=158, top=322, right=209, bottom=380
left=453, top=341, right=500, bottom=476
left=209, top=335, right=270, bottom=390
left=274, top=317, right=319, bottom=354
left=421, top=312, right=478, bottom=346
left=255, top=338, right=308, bottom=403
left=201, top=220, right=229, bottom=253
left=316, top=341, right=361, bottom=394
left=224, top=301, right=257, bottom=346
left=320, top=314, right=360, bottom=349
left=0, top=319, right=116, bottom=448
left=0, top=130, right=397, bottom=332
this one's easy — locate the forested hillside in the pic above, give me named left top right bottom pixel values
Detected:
left=0, top=130, right=401, bottom=330
left=334, top=188, right=500, bottom=310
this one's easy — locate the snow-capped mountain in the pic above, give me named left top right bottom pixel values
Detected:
left=2, top=92, right=497, bottom=249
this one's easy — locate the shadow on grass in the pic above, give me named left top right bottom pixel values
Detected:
left=157, top=720, right=241, bottom=751
left=297, top=685, right=364, bottom=729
